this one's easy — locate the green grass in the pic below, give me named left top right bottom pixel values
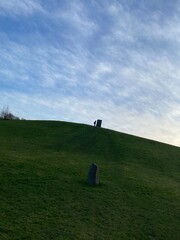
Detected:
left=0, top=120, right=179, bottom=240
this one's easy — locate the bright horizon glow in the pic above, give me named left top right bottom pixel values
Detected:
left=0, top=0, right=180, bottom=147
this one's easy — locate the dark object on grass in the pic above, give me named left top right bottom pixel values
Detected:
left=96, top=119, right=102, bottom=127
left=87, top=163, right=99, bottom=185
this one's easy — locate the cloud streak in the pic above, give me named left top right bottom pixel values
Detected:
left=0, top=0, right=44, bottom=16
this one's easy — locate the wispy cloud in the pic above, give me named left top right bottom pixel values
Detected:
left=50, top=0, right=98, bottom=36
left=0, top=0, right=45, bottom=16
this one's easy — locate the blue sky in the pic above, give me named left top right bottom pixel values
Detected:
left=0, top=0, right=180, bottom=146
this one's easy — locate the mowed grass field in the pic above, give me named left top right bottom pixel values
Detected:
left=0, top=120, right=180, bottom=240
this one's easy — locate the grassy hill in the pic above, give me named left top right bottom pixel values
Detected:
left=0, top=120, right=179, bottom=240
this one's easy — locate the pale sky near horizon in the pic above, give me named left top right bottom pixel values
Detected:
left=0, top=0, right=180, bottom=146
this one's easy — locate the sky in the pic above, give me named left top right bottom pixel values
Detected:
left=0, top=0, right=180, bottom=146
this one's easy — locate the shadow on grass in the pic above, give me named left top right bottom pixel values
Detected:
left=0, top=227, right=13, bottom=235
left=78, top=180, right=105, bottom=188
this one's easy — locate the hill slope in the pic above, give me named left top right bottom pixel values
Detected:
left=0, top=120, right=179, bottom=240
